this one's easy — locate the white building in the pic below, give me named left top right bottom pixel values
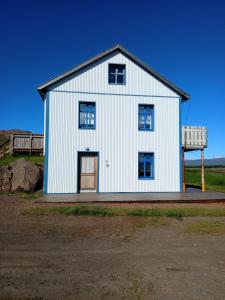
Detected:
left=38, top=45, right=190, bottom=194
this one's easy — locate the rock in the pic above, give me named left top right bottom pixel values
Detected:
left=10, top=159, right=43, bottom=192
left=0, top=165, right=12, bottom=192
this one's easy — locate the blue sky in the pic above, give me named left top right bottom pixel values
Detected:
left=1, top=0, right=225, bottom=159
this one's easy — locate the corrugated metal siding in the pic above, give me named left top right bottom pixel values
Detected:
left=43, top=98, right=46, bottom=154
left=47, top=91, right=180, bottom=193
left=52, top=51, right=178, bottom=97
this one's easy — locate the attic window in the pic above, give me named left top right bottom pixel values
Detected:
left=108, top=64, right=126, bottom=85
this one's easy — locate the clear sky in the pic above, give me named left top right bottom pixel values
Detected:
left=1, top=0, right=225, bottom=159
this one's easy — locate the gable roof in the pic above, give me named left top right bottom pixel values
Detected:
left=37, top=44, right=190, bottom=101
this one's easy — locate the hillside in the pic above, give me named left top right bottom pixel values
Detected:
left=185, top=157, right=225, bottom=167
left=185, top=167, right=225, bottom=193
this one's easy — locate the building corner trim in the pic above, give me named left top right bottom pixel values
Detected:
left=44, top=92, right=50, bottom=194
left=179, top=98, right=182, bottom=192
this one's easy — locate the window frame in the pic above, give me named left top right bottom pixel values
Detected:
left=108, top=63, right=126, bottom=85
left=138, top=152, right=154, bottom=180
left=78, top=101, right=96, bottom=130
left=138, top=104, right=154, bottom=132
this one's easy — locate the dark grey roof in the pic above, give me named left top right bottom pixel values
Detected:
left=38, top=44, right=190, bottom=101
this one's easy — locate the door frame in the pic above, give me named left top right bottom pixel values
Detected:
left=77, top=151, right=99, bottom=193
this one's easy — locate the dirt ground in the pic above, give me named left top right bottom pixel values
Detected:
left=1, top=194, right=225, bottom=300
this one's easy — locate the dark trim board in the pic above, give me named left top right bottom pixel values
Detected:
left=43, top=92, right=49, bottom=194
left=50, top=89, right=181, bottom=99
left=179, top=98, right=182, bottom=192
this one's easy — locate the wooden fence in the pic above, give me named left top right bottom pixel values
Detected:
left=0, top=134, right=44, bottom=158
left=0, top=140, right=11, bottom=158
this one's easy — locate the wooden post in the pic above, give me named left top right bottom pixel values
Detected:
left=30, top=134, right=32, bottom=156
left=201, top=148, right=205, bottom=192
left=182, top=147, right=186, bottom=192
left=10, top=134, right=14, bottom=156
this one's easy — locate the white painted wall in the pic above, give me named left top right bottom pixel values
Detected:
left=52, top=51, right=178, bottom=97
left=46, top=51, right=181, bottom=193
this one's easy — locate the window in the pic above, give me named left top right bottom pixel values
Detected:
left=138, top=104, right=154, bottom=131
left=138, top=153, right=154, bottom=179
left=108, top=64, right=126, bottom=85
left=79, top=102, right=96, bottom=129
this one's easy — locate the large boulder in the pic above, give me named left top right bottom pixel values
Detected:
left=10, top=159, right=43, bottom=192
left=0, top=165, right=12, bottom=192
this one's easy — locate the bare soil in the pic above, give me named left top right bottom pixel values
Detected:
left=1, top=194, right=225, bottom=300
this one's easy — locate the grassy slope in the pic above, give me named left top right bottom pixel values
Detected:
left=185, top=168, right=225, bottom=193
left=0, top=155, right=44, bottom=166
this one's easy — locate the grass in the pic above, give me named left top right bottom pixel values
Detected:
left=185, top=220, right=225, bottom=235
left=185, top=167, right=225, bottom=193
left=0, top=155, right=44, bottom=166
left=20, top=190, right=44, bottom=199
left=22, top=205, right=225, bottom=220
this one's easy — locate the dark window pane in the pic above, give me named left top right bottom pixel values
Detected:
left=139, top=107, right=144, bottom=113
left=117, top=65, right=125, bottom=73
left=87, top=103, right=95, bottom=108
left=138, top=114, right=145, bottom=129
left=109, top=64, right=116, bottom=73
left=139, top=170, right=144, bottom=177
left=80, top=112, right=86, bottom=126
left=109, top=73, right=116, bottom=83
left=139, top=162, right=145, bottom=177
left=144, top=153, right=151, bottom=160
left=139, top=122, right=144, bottom=129
left=145, top=162, right=152, bottom=177
left=117, top=74, right=124, bottom=84
left=146, top=114, right=151, bottom=129
left=139, top=153, right=144, bottom=162
left=80, top=103, right=87, bottom=111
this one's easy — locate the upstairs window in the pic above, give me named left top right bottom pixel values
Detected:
left=108, top=64, right=126, bottom=85
left=138, top=104, right=154, bottom=131
left=138, top=153, right=154, bottom=180
left=79, top=102, right=96, bottom=129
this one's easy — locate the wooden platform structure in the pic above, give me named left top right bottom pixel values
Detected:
left=0, top=133, right=44, bottom=158
left=182, top=126, right=208, bottom=192
left=37, top=190, right=225, bottom=204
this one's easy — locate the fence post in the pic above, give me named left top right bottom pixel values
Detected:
left=201, top=148, right=205, bottom=192
left=10, top=134, right=14, bottom=156
left=182, top=147, right=186, bottom=192
left=30, top=134, right=32, bottom=156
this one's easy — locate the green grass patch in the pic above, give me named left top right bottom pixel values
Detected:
left=185, top=220, right=225, bottom=235
left=22, top=205, right=225, bottom=220
left=20, top=190, right=44, bottom=199
left=0, top=155, right=44, bottom=166
left=22, top=205, right=123, bottom=217
left=185, top=167, right=225, bottom=193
